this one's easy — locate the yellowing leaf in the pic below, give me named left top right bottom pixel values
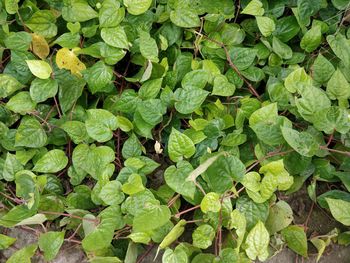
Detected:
left=31, top=34, right=50, bottom=59
left=26, top=60, right=52, bottom=79
left=56, top=47, right=86, bottom=76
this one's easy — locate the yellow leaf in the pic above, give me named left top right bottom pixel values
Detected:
left=56, top=48, right=86, bottom=76
left=31, top=34, right=49, bottom=59
left=26, top=60, right=52, bottom=79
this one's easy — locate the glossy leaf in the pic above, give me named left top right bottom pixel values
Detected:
left=38, top=231, right=65, bottom=261
left=192, top=224, right=215, bottom=249
left=168, top=128, right=196, bottom=162
left=245, top=221, right=269, bottom=261
left=33, top=149, right=68, bottom=173
left=85, top=109, right=118, bottom=142
left=282, top=225, right=308, bottom=257
left=326, top=198, right=350, bottom=226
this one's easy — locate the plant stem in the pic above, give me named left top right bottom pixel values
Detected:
left=39, top=211, right=99, bottom=223
left=319, top=146, right=350, bottom=157
left=174, top=205, right=200, bottom=218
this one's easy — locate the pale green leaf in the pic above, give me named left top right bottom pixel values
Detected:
left=168, top=128, right=195, bottom=162
left=241, top=0, right=264, bottom=16
left=26, top=60, right=52, bottom=79
left=245, top=221, right=269, bottom=261
left=326, top=198, right=350, bottom=226
left=33, top=149, right=68, bottom=173
left=256, top=16, right=275, bottom=37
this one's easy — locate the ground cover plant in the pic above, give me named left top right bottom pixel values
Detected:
left=0, top=0, right=350, bottom=262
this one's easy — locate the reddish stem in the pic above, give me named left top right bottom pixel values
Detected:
left=174, top=205, right=200, bottom=218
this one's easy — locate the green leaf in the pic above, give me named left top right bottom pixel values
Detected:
left=284, top=67, right=312, bottom=93
left=162, top=247, right=188, bottom=263
left=124, top=0, right=152, bottom=15
left=57, top=71, right=85, bottom=113
left=174, top=88, right=209, bottom=114
left=139, top=31, right=159, bottom=63
left=6, top=244, right=37, bottom=263
left=203, top=154, right=246, bottom=193
left=62, top=0, right=98, bottom=22
left=136, top=99, right=166, bottom=126
left=272, top=36, right=293, bottom=60
left=26, top=10, right=57, bottom=38
left=192, top=224, right=215, bottom=249
left=85, top=109, right=118, bottom=142
left=15, top=117, right=47, bottom=148
left=282, top=225, right=308, bottom=257
left=295, top=86, right=331, bottom=123
left=4, top=32, right=32, bottom=51
left=3, top=153, right=23, bottom=181
left=249, top=103, right=289, bottom=145
left=82, top=205, right=124, bottom=252
left=164, top=161, right=196, bottom=199
left=338, top=231, right=350, bottom=245
left=170, top=8, right=200, bottom=28
left=5, top=0, right=19, bottom=14
left=133, top=204, right=171, bottom=232
left=61, top=121, right=89, bottom=144
left=312, top=54, right=335, bottom=84
left=0, top=74, right=24, bottom=98
left=331, top=0, right=350, bottom=10
left=241, top=0, right=264, bottom=16
left=281, top=127, right=319, bottom=157
left=99, top=0, right=124, bottom=28
left=228, top=209, right=246, bottom=251
left=310, top=237, right=330, bottom=262
left=30, top=78, right=58, bottom=103
left=182, top=70, right=209, bottom=90
left=200, top=192, right=221, bottom=213
left=327, top=33, right=350, bottom=69
left=300, top=25, right=322, bottom=52
left=256, top=16, right=275, bottom=37
left=26, top=60, right=52, bottom=79
left=229, top=47, right=257, bottom=70
left=72, top=144, right=115, bottom=179
left=138, top=78, right=163, bottom=100
left=127, top=232, right=151, bottom=244
left=168, top=128, right=196, bottom=162
left=243, top=160, right=294, bottom=203
left=101, top=26, right=129, bottom=49
left=0, top=234, right=16, bottom=249
left=116, top=116, right=133, bottom=132
left=313, top=106, right=350, bottom=134
left=236, top=196, right=269, bottom=231
left=0, top=204, right=36, bottom=227
left=245, top=221, right=269, bottom=261
left=274, top=16, right=300, bottom=42
left=38, top=231, right=65, bottom=261
left=325, top=198, right=350, bottom=226
left=326, top=69, right=350, bottom=102
left=83, top=61, right=113, bottom=94
left=6, top=92, right=36, bottom=114
left=99, top=180, right=125, bottom=205
left=122, top=133, right=142, bottom=159
left=297, top=0, right=321, bottom=26
left=33, top=149, right=68, bottom=173
left=265, top=200, right=293, bottom=234
left=121, top=174, right=145, bottom=195
left=212, top=75, right=236, bottom=96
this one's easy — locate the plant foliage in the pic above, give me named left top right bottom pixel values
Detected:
left=0, top=0, right=350, bottom=262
